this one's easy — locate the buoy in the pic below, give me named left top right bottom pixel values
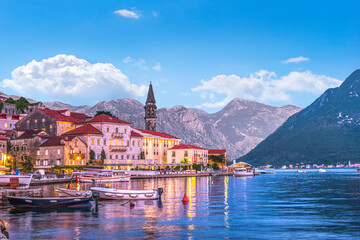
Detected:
left=233, top=175, right=235, bottom=177
left=129, top=200, right=135, bottom=207
left=182, top=193, right=189, bottom=203
left=212, top=180, right=215, bottom=184
left=75, top=175, right=78, bottom=183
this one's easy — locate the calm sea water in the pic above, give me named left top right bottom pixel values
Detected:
left=1, top=169, right=360, bottom=239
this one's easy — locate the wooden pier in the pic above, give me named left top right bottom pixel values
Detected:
left=30, top=178, right=72, bottom=186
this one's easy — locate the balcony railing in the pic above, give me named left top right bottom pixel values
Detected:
left=109, top=146, right=127, bottom=152
left=70, top=153, right=85, bottom=160
left=112, top=132, right=124, bottom=138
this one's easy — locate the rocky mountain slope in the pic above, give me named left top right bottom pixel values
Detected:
left=239, top=69, right=360, bottom=167
left=45, top=98, right=300, bottom=160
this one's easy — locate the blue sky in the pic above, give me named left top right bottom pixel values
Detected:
left=0, top=0, right=359, bottom=112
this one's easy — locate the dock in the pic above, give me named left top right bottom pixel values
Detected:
left=30, top=178, right=72, bottom=186
left=132, top=172, right=211, bottom=179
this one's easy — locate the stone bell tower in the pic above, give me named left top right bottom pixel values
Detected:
left=144, top=81, right=157, bottom=131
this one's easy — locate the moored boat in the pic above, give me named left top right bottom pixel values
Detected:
left=90, top=187, right=163, bottom=200
left=74, top=169, right=130, bottom=183
left=318, top=169, right=328, bottom=173
left=7, top=196, right=92, bottom=209
left=56, top=187, right=92, bottom=197
left=233, top=167, right=254, bottom=177
left=258, top=169, right=275, bottom=174
left=297, top=170, right=307, bottom=173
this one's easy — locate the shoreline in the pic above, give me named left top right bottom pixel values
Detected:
left=29, top=172, right=234, bottom=186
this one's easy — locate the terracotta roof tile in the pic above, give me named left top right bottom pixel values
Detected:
left=40, top=136, right=64, bottom=147
left=0, top=136, right=8, bottom=141
left=169, top=144, right=205, bottom=150
left=57, top=110, right=88, bottom=121
left=130, top=131, right=143, bottom=137
left=208, top=149, right=226, bottom=154
left=4, top=130, right=11, bottom=137
left=62, top=124, right=103, bottom=136
left=39, top=109, right=84, bottom=123
left=17, top=130, right=43, bottom=139
left=85, top=114, right=131, bottom=125
left=135, top=129, right=178, bottom=139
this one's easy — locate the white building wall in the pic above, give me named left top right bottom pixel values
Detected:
left=86, top=123, right=142, bottom=161
left=167, top=148, right=208, bottom=165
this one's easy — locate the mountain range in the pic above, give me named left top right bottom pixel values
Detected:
left=44, top=98, right=300, bottom=160
left=239, top=69, right=360, bottom=167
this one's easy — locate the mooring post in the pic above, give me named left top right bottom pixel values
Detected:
left=92, top=191, right=99, bottom=212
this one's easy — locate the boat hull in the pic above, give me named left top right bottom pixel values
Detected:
left=0, top=175, right=32, bottom=187
left=233, top=172, right=254, bottom=177
left=56, top=188, right=91, bottom=197
left=78, top=176, right=130, bottom=183
left=7, top=196, right=92, bottom=209
left=90, top=187, right=160, bottom=200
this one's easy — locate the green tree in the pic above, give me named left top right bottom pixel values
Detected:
left=89, top=150, right=95, bottom=160
left=100, top=149, right=106, bottom=165
left=16, top=97, right=30, bottom=112
left=22, top=157, right=33, bottom=172
left=212, top=163, right=219, bottom=170
left=208, top=154, right=226, bottom=165
left=5, top=97, right=16, bottom=104
left=95, top=111, right=115, bottom=117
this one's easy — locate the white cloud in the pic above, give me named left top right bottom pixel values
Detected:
left=114, top=9, right=141, bottom=19
left=122, top=56, right=133, bottom=63
left=152, top=62, right=161, bottom=71
left=192, top=70, right=342, bottom=108
left=282, top=56, right=309, bottom=64
left=133, top=59, right=148, bottom=70
left=161, top=90, right=167, bottom=94
left=181, top=92, right=190, bottom=96
left=1, top=54, right=147, bottom=103
left=152, top=11, right=158, bottom=17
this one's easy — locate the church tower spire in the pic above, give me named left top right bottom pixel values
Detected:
left=144, top=81, right=157, bottom=131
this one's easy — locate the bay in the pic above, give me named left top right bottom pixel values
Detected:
left=1, top=169, right=360, bottom=239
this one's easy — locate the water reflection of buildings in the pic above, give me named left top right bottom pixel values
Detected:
left=223, top=176, right=229, bottom=230
left=8, top=177, right=214, bottom=239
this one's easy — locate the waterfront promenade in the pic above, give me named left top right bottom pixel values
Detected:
left=28, top=171, right=233, bottom=185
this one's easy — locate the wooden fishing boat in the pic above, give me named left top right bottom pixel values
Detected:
left=90, top=187, right=163, bottom=200
left=7, top=196, right=92, bottom=209
left=56, top=187, right=92, bottom=197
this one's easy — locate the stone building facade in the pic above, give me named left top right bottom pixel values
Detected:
left=15, top=108, right=87, bottom=136
left=9, top=130, right=47, bottom=169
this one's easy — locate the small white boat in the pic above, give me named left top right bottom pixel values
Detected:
left=258, top=169, right=275, bottom=174
left=0, top=175, right=32, bottom=187
left=56, top=187, right=92, bottom=197
left=233, top=167, right=254, bottom=177
left=90, top=187, right=163, bottom=200
left=74, top=169, right=130, bottom=183
left=297, top=170, right=307, bottom=173
left=318, top=169, right=328, bottom=173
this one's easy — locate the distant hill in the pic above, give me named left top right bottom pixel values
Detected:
left=45, top=98, right=300, bottom=160
left=239, top=69, right=360, bottom=167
